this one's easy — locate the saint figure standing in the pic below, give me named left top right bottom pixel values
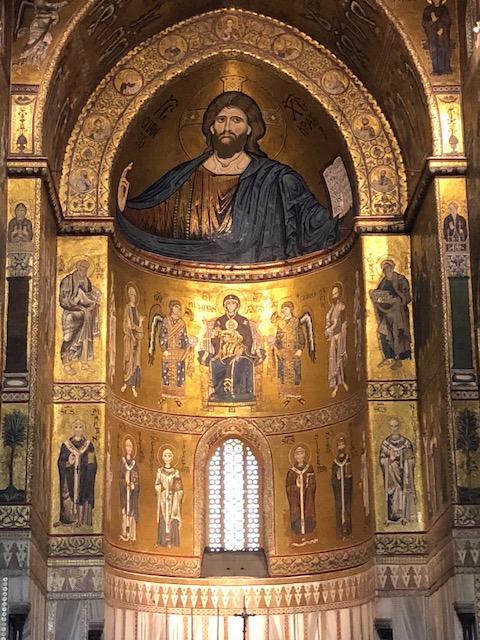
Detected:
left=121, top=284, right=144, bottom=398
left=286, top=445, right=317, bottom=546
left=331, top=436, right=353, bottom=539
left=155, top=447, right=184, bottom=547
left=57, top=419, right=97, bottom=526
left=325, top=284, right=348, bottom=397
left=422, top=0, right=452, bottom=75
left=379, top=418, right=417, bottom=524
left=119, top=436, right=140, bottom=542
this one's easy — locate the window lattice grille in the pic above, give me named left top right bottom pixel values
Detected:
left=208, top=438, right=260, bottom=551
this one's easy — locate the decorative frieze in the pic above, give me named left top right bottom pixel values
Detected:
left=375, top=534, right=427, bottom=556
left=49, top=536, right=103, bottom=557
left=105, top=567, right=375, bottom=613
left=108, top=392, right=366, bottom=435
left=0, top=505, right=30, bottom=529
left=367, top=381, right=417, bottom=401
left=53, top=383, right=107, bottom=403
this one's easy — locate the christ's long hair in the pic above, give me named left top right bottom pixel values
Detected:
left=202, top=91, right=267, bottom=157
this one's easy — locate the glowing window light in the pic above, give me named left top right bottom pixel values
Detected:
left=207, top=438, right=260, bottom=551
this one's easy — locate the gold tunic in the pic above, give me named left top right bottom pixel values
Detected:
left=124, top=166, right=240, bottom=239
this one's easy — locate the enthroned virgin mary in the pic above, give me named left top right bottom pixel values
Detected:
left=117, top=91, right=348, bottom=264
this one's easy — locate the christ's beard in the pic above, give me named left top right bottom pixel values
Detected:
left=212, top=132, right=249, bottom=158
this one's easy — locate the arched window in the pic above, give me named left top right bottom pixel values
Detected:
left=208, top=438, right=260, bottom=551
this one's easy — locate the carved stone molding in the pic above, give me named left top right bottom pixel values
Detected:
left=107, top=391, right=366, bottom=435
left=104, top=541, right=200, bottom=577
left=367, top=380, right=417, bottom=401
left=113, top=231, right=357, bottom=282
left=53, top=383, right=107, bottom=403
left=375, top=534, right=427, bottom=556
left=269, top=541, right=374, bottom=576
left=105, top=566, right=375, bottom=613
left=453, top=505, right=480, bottom=527
left=49, top=536, right=103, bottom=557
left=403, top=157, right=468, bottom=230
left=0, top=505, right=30, bottom=529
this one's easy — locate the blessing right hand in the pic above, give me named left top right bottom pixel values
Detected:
left=117, top=162, right=133, bottom=212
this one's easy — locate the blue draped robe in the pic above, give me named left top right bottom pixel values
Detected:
left=117, top=153, right=341, bottom=264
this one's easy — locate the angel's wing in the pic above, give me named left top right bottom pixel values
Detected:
left=148, top=304, right=165, bottom=364
left=300, top=311, right=316, bottom=362
left=250, top=319, right=266, bottom=362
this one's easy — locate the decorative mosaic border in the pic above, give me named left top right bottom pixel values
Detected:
left=104, top=565, right=375, bottom=613
left=49, top=535, right=103, bottom=557
left=367, top=380, right=417, bottom=401
left=107, top=391, right=366, bottom=434
left=53, top=383, right=107, bottom=403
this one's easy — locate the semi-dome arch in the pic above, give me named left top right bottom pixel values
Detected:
left=59, top=9, right=407, bottom=228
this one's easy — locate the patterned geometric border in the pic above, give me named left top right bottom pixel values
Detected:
left=375, top=534, right=427, bottom=556
left=49, top=535, right=103, bottom=557
left=0, top=506, right=30, bottom=529
left=53, top=383, right=107, bottom=403
left=367, top=380, right=417, bottom=401
left=107, top=390, right=366, bottom=435
left=104, top=565, right=375, bottom=613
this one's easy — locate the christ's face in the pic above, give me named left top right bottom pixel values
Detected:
left=127, top=287, right=137, bottom=304
left=210, top=106, right=251, bottom=158
left=294, top=447, right=306, bottom=465
left=162, top=449, right=174, bottom=466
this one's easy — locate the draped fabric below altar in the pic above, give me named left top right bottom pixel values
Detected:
left=104, top=603, right=375, bottom=639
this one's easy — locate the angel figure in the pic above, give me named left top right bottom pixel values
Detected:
left=15, top=0, right=68, bottom=68
left=270, top=301, right=315, bottom=406
left=325, top=284, right=348, bottom=397
left=148, top=299, right=195, bottom=406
